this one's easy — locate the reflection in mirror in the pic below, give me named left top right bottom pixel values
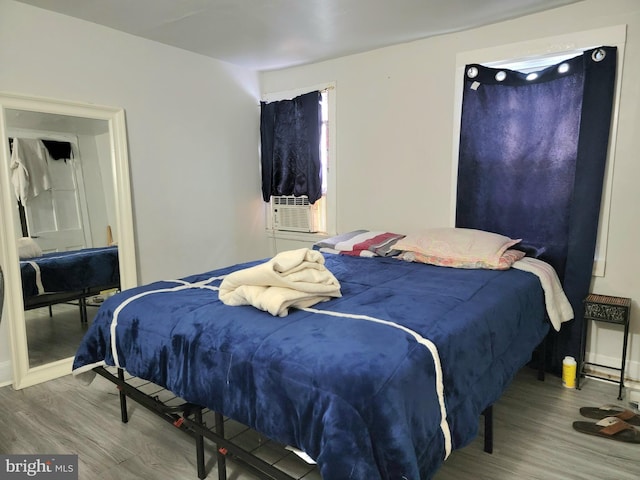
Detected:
left=0, top=92, right=137, bottom=389
left=6, top=110, right=120, bottom=368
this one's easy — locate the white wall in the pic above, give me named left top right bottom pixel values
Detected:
left=77, top=132, right=110, bottom=247
left=0, top=0, right=270, bottom=385
left=260, top=0, right=640, bottom=382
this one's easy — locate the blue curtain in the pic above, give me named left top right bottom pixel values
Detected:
left=260, top=91, right=322, bottom=203
left=456, top=47, right=617, bottom=372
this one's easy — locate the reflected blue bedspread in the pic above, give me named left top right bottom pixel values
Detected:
left=21, top=246, right=119, bottom=299
left=73, top=254, right=548, bottom=479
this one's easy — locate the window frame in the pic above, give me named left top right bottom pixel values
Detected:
left=451, top=25, right=627, bottom=277
left=261, top=81, right=337, bottom=238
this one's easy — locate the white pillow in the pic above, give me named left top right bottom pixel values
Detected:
left=393, top=228, right=521, bottom=269
left=17, top=237, right=43, bottom=259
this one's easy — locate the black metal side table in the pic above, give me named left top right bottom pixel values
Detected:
left=577, top=294, right=631, bottom=400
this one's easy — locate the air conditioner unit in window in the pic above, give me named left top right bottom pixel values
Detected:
left=271, top=195, right=320, bottom=233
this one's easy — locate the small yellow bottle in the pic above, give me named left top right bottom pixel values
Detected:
left=562, top=356, right=577, bottom=388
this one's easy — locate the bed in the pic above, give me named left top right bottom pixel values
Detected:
left=21, top=246, right=120, bottom=322
left=72, top=238, right=560, bottom=480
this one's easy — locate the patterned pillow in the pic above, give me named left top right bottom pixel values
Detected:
left=397, top=248, right=525, bottom=270
left=393, top=228, right=521, bottom=270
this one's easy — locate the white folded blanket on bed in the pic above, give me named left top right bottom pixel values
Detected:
left=512, top=257, right=574, bottom=331
left=218, top=248, right=342, bottom=317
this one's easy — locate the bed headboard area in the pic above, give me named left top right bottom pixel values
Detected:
left=455, top=46, right=618, bottom=372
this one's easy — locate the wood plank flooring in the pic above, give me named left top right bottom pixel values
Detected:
left=1, top=367, right=638, bottom=480
left=25, top=301, right=100, bottom=367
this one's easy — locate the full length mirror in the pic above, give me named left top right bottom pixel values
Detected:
left=0, top=93, right=137, bottom=389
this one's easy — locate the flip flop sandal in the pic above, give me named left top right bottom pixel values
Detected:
left=573, top=417, right=640, bottom=444
left=579, top=404, right=640, bottom=427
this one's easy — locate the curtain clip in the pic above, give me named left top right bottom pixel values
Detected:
left=592, top=48, right=606, bottom=62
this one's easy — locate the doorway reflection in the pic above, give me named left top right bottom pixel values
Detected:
left=6, top=110, right=120, bottom=368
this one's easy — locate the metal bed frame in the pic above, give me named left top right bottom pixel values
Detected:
left=95, top=366, right=319, bottom=480
left=24, top=282, right=119, bottom=323
left=93, top=366, right=500, bottom=480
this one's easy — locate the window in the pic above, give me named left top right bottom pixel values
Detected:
left=262, top=83, right=336, bottom=236
left=452, top=26, right=626, bottom=276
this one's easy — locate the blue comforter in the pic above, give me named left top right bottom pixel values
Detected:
left=21, top=246, right=119, bottom=299
left=73, top=254, right=548, bottom=479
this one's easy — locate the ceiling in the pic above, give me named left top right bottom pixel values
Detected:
left=17, top=0, right=581, bottom=72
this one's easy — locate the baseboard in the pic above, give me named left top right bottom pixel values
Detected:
left=584, top=351, right=640, bottom=388
left=0, top=360, right=13, bottom=388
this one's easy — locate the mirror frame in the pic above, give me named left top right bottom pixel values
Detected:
left=0, top=92, right=138, bottom=389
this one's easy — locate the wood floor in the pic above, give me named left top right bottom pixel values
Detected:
left=25, top=301, right=100, bottom=367
left=1, top=367, right=638, bottom=480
